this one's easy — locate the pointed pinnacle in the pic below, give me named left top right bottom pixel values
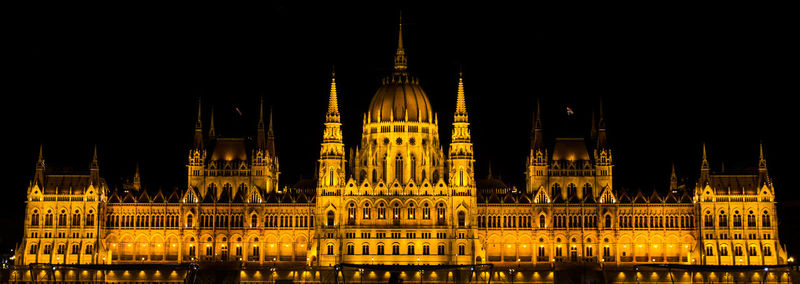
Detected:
left=38, top=144, right=44, bottom=163
left=455, top=71, right=467, bottom=115
left=93, top=144, right=98, bottom=162
left=196, top=98, right=202, bottom=129
left=268, top=105, right=274, bottom=133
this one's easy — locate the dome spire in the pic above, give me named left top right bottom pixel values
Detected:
left=393, top=12, right=408, bottom=73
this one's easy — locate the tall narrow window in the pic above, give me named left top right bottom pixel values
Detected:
left=410, top=155, right=416, bottom=181
left=327, top=211, right=335, bottom=226
left=458, top=211, right=466, bottom=227
left=395, top=154, right=403, bottom=182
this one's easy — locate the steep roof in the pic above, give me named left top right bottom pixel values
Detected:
left=552, top=138, right=590, bottom=161
left=210, top=138, right=248, bottom=161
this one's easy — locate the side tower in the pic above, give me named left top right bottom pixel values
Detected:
left=695, top=144, right=786, bottom=265
left=17, top=146, right=107, bottom=265
left=526, top=100, right=547, bottom=193
left=315, top=71, right=346, bottom=266
left=447, top=71, right=479, bottom=264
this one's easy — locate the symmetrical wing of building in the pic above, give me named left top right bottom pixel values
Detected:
left=16, top=23, right=788, bottom=267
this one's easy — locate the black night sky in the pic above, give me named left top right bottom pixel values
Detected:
left=4, top=3, right=797, bottom=256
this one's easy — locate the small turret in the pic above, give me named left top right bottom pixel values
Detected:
left=699, top=143, right=710, bottom=186
left=670, top=163, right=678, bottom=192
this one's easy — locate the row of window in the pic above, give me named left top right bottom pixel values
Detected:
left=30, top=209, right=95, bottom=227
left=28, top=243, right=93, bottom=255
left=329, top=243, right=467, bottom=256
left=704, top=245, right=772, bottom=257
left=703, top=211, right=771, bottom=227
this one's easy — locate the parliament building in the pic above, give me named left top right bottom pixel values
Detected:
left=15, top=23, right=788, bottom=270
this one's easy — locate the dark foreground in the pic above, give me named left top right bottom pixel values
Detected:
left=2, top=263, right=798, bottom=283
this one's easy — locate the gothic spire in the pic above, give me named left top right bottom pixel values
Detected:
left=193, top=98, right=204, bottom=149
left=393, top=12, right=408, bottom=74
left=91, top=144, right=99, bottom=169
left=267, top=105, right=276, bottom=155
left=701, top=143, right=709, bottom=170
left=596, top=98, right=608, bottom=150
left=37, top=144, right=44, bottom=167
left=133, top=162, right=141, bottom=191
left=326, top=70, right=340, bottom=122
left=256, top=97, right=267, bottom=149
left=759, top=141, right=767, bottom=169
left=670, top=162, right=678, bottom=190
left=208, top=107, right=216, bottom=139
left=531, top=98, right=544, bottom=151
left=454, top=70, right=468, bottom=122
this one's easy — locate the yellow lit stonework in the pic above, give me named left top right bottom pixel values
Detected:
left=14, top=22, right=787, bottom=270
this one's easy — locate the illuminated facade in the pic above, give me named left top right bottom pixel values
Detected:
left=15, top=23, right=788, bottom=268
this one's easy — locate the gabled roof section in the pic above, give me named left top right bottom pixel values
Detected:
left=617, top=191, right=631, bottom=203
left=488, top=193, right=501, bottom=204
left=552, top=193, right=565, bottom=204
left=663, top=192, right=678, bottom=203
left=151, top=190, right=165, bottom=203
left=632, top=191, right=648, bottom=203
left=108, top=191, right=121, bottom=203
left=265, top=191, right=279, bottom=203
left=518, top=193, right=532, bottom=204
left=503, top=192, right=516, bottom=203
left=202, top=190, right=216, bottom=203
left=679, top=191, right=693, bottom=203
left=649, top=190, right=662, bottom=203
left=122, top=191, right=136, bottom=203
left=167, top=189, right=180, bottom=203
left=137, top=190, right=151, bottom=203
left=583, top=193, right=596, bottom=204
left=280, top=192, right=294, bottom=203
left=295, top=192, right=308, bottom=203
left=477, top=193, right=486, bottom=203
left=567, top=193, right=581, bottom=203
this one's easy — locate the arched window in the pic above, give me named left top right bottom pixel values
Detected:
left=72, top=210, right=81, bottom=226
left=86, top=210, right=95, bottom=226
left=422, top=244, right=430, bottom=255
left=762, top=211, right=771, bottom=227
left=348, top=203, right=356, bottom=225
left=58, top=210, right=67, bottom=226
left=567, top=184, right=577, bottom=197
left=458, top=211, right=466, bottom=227
left=372, top=169, right=378, bottom=184
left=31, top=210, right=39, bottom=226
left=733, top=211, right=742, bottom=227
left=407, top=244, right=415, bottom=255
left=582, top=183, right=593, bottom=197
left=704, top=211, right=713, bottom=227
left=437, top=203, right=446, bottom=225
left=327, top=211, right=335, bottom=226
left=705, top=246, right=714, bottom=256
left=719, top=211, right=728, bottom=226
left=392, top=244, right=400, bottom=255
left=438, top=244, right=446, bottom=255
left=551, top=184, right=562, bottom=196
left=327, top=244, right=334, bottom=255
left=747, top=211, right=756, bottom=227
left=377, top=244, right=385, bottom=255
left=45, top=210, right=53, bottom=226
left=347, top=244, right=355, bottom=255
left=187, top=214, right=193, bottom=227
left=432, top=170, right=440, bottom=183
left=395, top=154, right=403, bottom=182
left=539, top=215, right=546, bottom=228
left=251, top=215, right=258, bottom=228
left=362, top=244, right=370, bottom=255
left=459, top=167, right=465, bottom=186
left=605, top=215, right=612, bottom=228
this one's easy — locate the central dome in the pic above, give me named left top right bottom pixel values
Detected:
left=368, top=76, right=432, bottom=123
